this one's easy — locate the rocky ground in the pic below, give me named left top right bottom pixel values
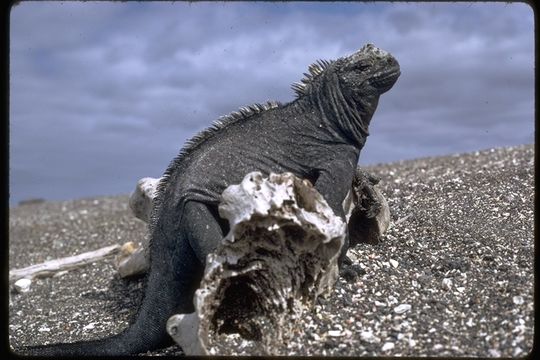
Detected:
left=8, top=144, right=535, bottom=356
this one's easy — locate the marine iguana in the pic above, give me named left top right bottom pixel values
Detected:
left=24, top=43, right=400, bottom=355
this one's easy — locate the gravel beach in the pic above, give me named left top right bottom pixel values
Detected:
left=8, top=144, right=534, bottom=356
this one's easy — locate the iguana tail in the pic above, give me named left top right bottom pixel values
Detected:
left=20, top=218, right=204, bottom=356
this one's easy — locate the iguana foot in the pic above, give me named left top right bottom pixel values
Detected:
left=347, top=168, right=391, bottom=246
left=339, top=263, right=367, bottom=282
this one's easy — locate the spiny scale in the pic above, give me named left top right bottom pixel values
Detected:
left=291, top=58, right=333, bottom=97
left=291, top=82, right=306, bottom=96
left=316, top=59, right=331, bottom=68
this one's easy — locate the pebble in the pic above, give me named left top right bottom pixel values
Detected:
left=327, top=330, right=342, bottom=337
left=83, top=322, right=96, bottom=331
left=389, top=259, right=399, bottom=268
left=512, top=296, right=524, bottom=305
left=442, top=278, right=453, bottom=290
left=382, top=342, right=395, bottom=351
left=489, top=349, right=501, bottom=357
left=394, top=304, right=411, bottom=314
left=360, top=330, right=377, bottom=343
left=13, top=278, right=32, bottom=293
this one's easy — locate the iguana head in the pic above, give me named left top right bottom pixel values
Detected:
left=334, top=43, right=400, bottom=128
left=336, top=43, right=400, bottom=97
left=293, top=44, right=400, bottom=144
left=293, top=43, right=400, bottom=98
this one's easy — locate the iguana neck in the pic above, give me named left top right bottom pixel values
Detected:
left=311, top=72, right=370, bottom=149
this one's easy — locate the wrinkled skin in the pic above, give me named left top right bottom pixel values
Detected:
left=21, top=43, right=400, bottom=356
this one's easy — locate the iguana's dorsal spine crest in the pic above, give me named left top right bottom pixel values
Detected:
left=291, top=58, right=334, bottom=97
left=149, top=100, right=282, bottom=229
left=150, top=59, right=335, bottom=226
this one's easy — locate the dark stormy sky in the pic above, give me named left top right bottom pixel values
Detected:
left=9, top=2, right=534, bottom=205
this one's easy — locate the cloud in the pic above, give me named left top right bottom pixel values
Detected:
left=9, top=2, right=534, bottom=204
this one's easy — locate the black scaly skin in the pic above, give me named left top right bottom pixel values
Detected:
left=22, top=44, right=400, bottom=356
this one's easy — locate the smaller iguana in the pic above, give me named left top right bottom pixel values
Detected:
left=23, top=43, right=400, bottom=355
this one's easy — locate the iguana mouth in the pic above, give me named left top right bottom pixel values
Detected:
left=371, top=68, right=401, bottom=93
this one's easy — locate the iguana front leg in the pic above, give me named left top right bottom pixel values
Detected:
left=352, top=167, right=382, bottom=219
left=313, top=159, right=357, bottom=267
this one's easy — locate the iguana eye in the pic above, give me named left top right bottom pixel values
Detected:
left=346, top=62, right=369, bottom=73
left=355, top=64, right=370, bottom=71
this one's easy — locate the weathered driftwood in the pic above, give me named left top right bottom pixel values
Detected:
left=128, top=177, right=160, bottom=224
left=9, top=244, right=121, bottom=283
left=121, top=168, right=390, bottom=278
left=111, top=177, right=158, bottom=278
left=167, top=172, right=346, bottom=355
left=114, top=242, right=149, bottom=278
